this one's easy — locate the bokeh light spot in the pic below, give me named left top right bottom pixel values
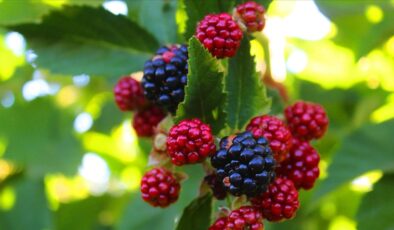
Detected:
left=74, top=112, right=93, bottom=133
left=365, top=5, right=383, bottom=24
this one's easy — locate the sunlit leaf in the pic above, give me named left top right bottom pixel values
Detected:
left=175, top=37, right=226, bottom=133
left=0, top=98, right=83, bottom=177
left=9, top=5, right=159, bottom=77
left=313, top=120, right=394, bottom=200
left=0, top=178, right=52, bottom=230
left=226, top=36, right=270, bottom=130
left=356, top=174, right=394, bottom=230
left=175, top=194, right=212, bottom=230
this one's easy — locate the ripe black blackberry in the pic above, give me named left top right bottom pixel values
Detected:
left=142, top=44, right=188, bottom=113
left=204, top=173, right=227, bottom=200
left=211, top=131, right=276, bottom=197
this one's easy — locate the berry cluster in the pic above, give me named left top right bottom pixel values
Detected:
left=142, top=44, right=188, bottom=113
left=211, top=131, right=276, bottom=197
left=111, top=1, right=330, bottom=229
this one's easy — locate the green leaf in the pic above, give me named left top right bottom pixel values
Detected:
left=356, top=174, right=394, bottom=230
left=175, top=194, right=212, bottom=230
left=55, top=194, right=129, bottom=230
left=226, top=36, right=270, bottom=130
left=0, top=178, right=52, bottom=230
left=9, top=5, right=159, bottom=77
left=315, top=1, right=394, bottom=59
left=125, top=0, right=178, bottom=44
left=175, top=37, right=226, bottom=133
left=0, top=98, right=83, bottom=178
left=313, top=120, right=394, bottom=200
left=0, top=0, right=103, bottom=25
left=183, top=0, right=234, bottom=40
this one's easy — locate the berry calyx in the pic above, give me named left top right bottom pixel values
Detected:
left=196, top=13, right=243, bottom=58
left=209, top=217, right=228, bottom=230
left=132, top=106, right=166, bottom=137
left=234, top=1, right=266, bottom=32
left=211, top=131, right=276, bottom=197
left=140, top=167, right=180, bottom=208
left=142, top=44, right=188, bottom=113
left=251, top=177, right=299, bottom=222
left=276, top=138, right=320, bottom=190
left=226, top=206, right=264, bottom=230
left=166, top=119, right=216, bottom=166
left=114, top=76, right=146, bottom=111
left=284, top=101, right=329, bottom=141
left=205, top=173, right=228, bottom=200
left=246, top=115, right=292, bottom=162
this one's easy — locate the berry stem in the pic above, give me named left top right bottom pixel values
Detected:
left=253, top=32, right=290, bottom=103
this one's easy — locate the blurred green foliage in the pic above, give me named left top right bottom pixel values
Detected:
left=0, top=0, right=394, bottom=230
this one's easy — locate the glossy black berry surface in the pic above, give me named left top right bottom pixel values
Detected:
left=142, top=44, right=188, bottom=113
left=211, top=131, right=276, bottom=197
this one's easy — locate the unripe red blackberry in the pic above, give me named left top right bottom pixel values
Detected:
left=142, top=44, right=188, bottom=113
left=204, top=173, right=228, bottom=200
left=166, top=119, right=216, bottom=166
left=132, top=106, right=166, bottom=137
left=140, top=167, right=180, bottom=208
left=114, top=76, right=146, bottom=111
left=226, top=206, right=264, bottom=230
left=234, top=1, right=266, bottom=32
left=284, top=101, right=329, bottom=141
left=251, top=177, right=299, bottom=222
left=211, top=131, right=276, bottom=197
left=209, top=217, right=228, bottom=230
left=276, top=138, right=320, bottom=190
left=246, top=115, right=293, bottom=162
left=196, top=13, right=243, bottom=58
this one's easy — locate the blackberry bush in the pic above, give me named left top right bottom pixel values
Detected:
left=108, top=1, right=329, bottom=228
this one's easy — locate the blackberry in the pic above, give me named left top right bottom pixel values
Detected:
left=276, top=138, right=320, bottom=190
left=140, top=167, right=180, bottom=208
left=166, top=119, right=216, bottom=166
left=251, top=177, right=300, bottom=222
left=246, top=115, right=293, bottom=162
left=284, top=101, right=329, bottom=141
left=132, top=105, right=166, bottom=137
left=205, top=173, right=228, bottom=200
left=142, top=44, right=188, bottom=113
left=234, top=1, right=266, bottom=32
left=114, top=76, right=146, bottom=111
left=195, top=13, right=243, bottom=58
left=211, top=131, right=276, bottom=197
